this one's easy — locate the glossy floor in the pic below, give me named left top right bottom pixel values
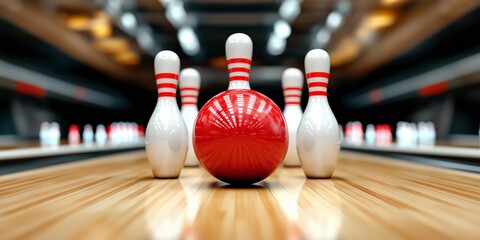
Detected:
left=0, top=150, right=479, bottom=239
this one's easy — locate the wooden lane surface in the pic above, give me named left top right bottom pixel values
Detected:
left=0, top=150, right=479, bottom=239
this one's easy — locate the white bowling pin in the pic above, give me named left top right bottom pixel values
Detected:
left=145, top=50, right=188, bottom=178
left=365, top=124, right=376, bottom=146
left=95, top=124, right=107, bottom=146
left=226, top=33, right=252, bottom=90
left=281, top=68, right=304, bottom=167
left=83, top=124, right=94, bottom=146
left=179, top=68, right=201, bottom=167
left=39, top=122, right=49, bottom=147
left=297, top=49, right=340, bottom=178
left=50, top=122, right=61, bottom=147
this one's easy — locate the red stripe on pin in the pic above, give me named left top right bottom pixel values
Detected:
left=158, top=92, right=176, bottom=98
left=157, top=83, right=177, bottom=89
left=155, top=73, right=179, bottom=80
left=309, top=91, right=327, bottom=96
left=228, top=67, right=250, bottom=73
left=181, top=94, right=198, bottom=98
left=230, top=76, right=249, bottom=81
left=182, top=102, right=197, bottom=105
left=306, top=72, right=329, bottom=79
left=180, top=87, right=199, bottom=91
left=285, top=102, right=300, bottom=105
left=228, top=68, right=250, bottom=73
left=308, top=82, right=328, bottom=88
left=283, top=87, right=302, bottom=91
left=285, top=94, right=301, bottom=98
left=227, top=58, right=251, bottom=64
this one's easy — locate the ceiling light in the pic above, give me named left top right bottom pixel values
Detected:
left=267, top=33, right=286, bottom=56
left=65, top=15, right=91, bottom=31
left=159, top=0, right=176, bottom=7
left=90, top=12, right=112, bottom=39
left=364, top=10, right=396, bottom=29
left=381, top=0, right=406, bottom=7
left=279, top=0, right=301, bottom=22
left=93, top=38, right=130, bottom=54
left=326, top=11, right=343, bottom=30
left=120, top=12, right=137, bottom=34
left=273, top=20, right=291, bottom=39
left=178, top=26, right=200, bottom=56
left=105, top=0, right=123, bottom=17
left=137, top=25, right=158, bottom=55
left=166, top=1, right=187, bottom=28
left=113, top=51, right=141, bottom=65
left=336, top=0, right=352, bottom=14
left=315, top=28, right=331, bottom=47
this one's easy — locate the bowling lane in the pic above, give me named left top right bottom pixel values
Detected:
left=0, top=150, right=478, bottom=239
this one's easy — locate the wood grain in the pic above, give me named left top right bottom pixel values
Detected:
left=0, top=150, right=479, bottom=239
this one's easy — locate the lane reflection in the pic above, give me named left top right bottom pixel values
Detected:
left=144, top=180, right=187, bottom=239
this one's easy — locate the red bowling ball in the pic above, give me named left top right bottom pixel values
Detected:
left=193, top=33, right=288, bottom=184
left=193, top=89, right=288, bottom=184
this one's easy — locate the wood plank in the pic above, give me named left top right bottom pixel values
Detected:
left=0, top=150, right=479, bottom=239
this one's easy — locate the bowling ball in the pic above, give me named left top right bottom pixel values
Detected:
left=193, top=89, right=288, bottom=184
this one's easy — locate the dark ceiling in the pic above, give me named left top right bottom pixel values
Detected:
left=0, top=0, right=479, bottom=133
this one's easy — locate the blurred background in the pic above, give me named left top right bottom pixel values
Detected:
left=0, top=0, right=479, bottom=144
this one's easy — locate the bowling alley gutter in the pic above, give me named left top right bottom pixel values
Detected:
left=0, top=142, right=144, bottom=162
left=345, top=51, right=480, bottom=108
left=0, top=59, right=130, bottom=109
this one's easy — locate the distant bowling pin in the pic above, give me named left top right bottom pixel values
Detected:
left=365, top=124, right=376, bottom=146
left=39, top=122, right=49, bottom=147
left=297, top=49, right=340, bottom=178
left=179, top=68, right=201, bottom=167
left=68, top=124, right=80, bottom=145
left=281, top=68, right=304, bottom=167
left=145, top=50, right=188, bottom=178
left=83, top=124, right=94, bottom=146
left=95, top=124, right=107, bottom=146
left=50, top=122, right=61, bottom=147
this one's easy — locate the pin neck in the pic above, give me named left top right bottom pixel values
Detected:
left=306, top=71, right=329, bottom=97
left=283, top=86, right=302, bottom=106
left=156, top=73, right=178, bottom=99
left=181, top=104, right=198, bottom=111
left=284, top=104, right=302, bottom=111
left=180, top=87, right=199, bottom=105
left=227, top=58, right=251, bottom=90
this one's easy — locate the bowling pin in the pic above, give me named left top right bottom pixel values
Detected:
left=68, top=124, right=80, bottom=145
left=95, top=124, right=107, bottom=146
left=39, top=122, right=49, bottom=147
left=50, top=122, right=61, bottom=147
left=226, top=33, right=252, bottom=90
left=179, top=68, right=201, bottom=167
left=281, top=68, right=304, bottom=167
left=145, top=50, right=188, bottom=178
left=297, top=49, right=340, bottom=178
left=365, top=124, right=376, bottom=146
left=83, top=124, right=94, bottom=146
left=427, top=122, right=436, bottom=146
